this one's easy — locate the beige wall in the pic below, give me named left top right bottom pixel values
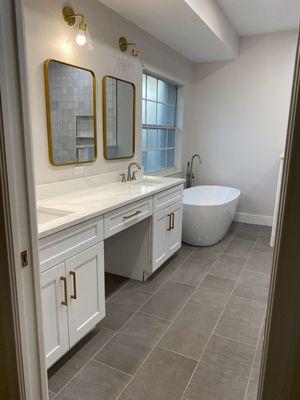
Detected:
left=24, top=0, right=196, bottom=185
left=185, top=31, right=297, bottom=222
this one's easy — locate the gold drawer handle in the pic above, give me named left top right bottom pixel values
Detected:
left=123, top=210, right=142, bottom=220
left=171, top=212, right=175, bottom=229
left=60, top=276, right=68, bottom=306
left=70, top=271, right=77, bottom=300
left=167, top=214, right=172, bottom=231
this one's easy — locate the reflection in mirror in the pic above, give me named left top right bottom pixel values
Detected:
left=103, top=76, right=135, bottom=159
left=44, top=60, right=97, bottom=165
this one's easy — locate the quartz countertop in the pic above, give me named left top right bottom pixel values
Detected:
left=37, top=176, right=185, bottom=239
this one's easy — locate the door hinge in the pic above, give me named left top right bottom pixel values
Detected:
left=21, top=250, right=29, bottom=268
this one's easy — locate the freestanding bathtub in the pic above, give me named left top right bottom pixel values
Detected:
left=182, top=186, right=241, bottom=246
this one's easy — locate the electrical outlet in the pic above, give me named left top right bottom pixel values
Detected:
left=74, top=166, right=84, bottom=175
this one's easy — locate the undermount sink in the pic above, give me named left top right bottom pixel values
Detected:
left=37, top=207, right=73, bottom=224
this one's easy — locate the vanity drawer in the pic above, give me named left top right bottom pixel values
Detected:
left=39, top=216, right=104, bottom=272
left=104, top=197, right=153, bottom=238
left=153, top=184, right=183, bottom=213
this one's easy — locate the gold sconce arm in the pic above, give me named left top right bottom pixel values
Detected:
left=119, top=37, right=139, bottom=57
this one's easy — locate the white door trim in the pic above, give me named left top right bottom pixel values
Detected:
left=0, top=0, right=47, bottom=398
left=259, top=29, right=300, bottom=400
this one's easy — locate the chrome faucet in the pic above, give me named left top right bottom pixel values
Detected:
left=186, top=154, right=202, bottom=188
left=127, top=161, right=142, bottom=181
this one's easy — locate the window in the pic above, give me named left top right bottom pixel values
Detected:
left=142, top=73, right=177, bottom=173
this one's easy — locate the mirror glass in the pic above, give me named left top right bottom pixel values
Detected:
left=103, top=76, right=135, bottom=159
left=44, top=60, right=97, bottom=165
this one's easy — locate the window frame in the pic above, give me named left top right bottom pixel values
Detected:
left=142, top=72, right=178, bottom=174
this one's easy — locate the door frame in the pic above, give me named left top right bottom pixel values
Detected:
left=1, top=1, right=300, bottom=400
left=259, top=28, right=300, bottom=400
left=0, top=0, right=47, bottom=399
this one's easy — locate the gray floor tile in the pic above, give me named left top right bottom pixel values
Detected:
left=218, top=231, right=236, bottom=248
left=48, top=391, right=55, bottom=399
left=141, top=280, right=194, bottom=320
left=215, top=296, right=265, bottom=346
left=210, top=254, right=246, bottom=281
left=245, top=380, right=259, bottom=400
left=246, top=251, right=273, bottom=274
left=55, top=360, right=130, bottom=400
left=126, top=259, right=180, bottom=294
left=190, top=244, right=223, bottom=262
left=159, top=303, right=221, bottom=359
left=251, top=348, right=263, bottom=382
left=169, top=258, right=212, bottom=287
left=100, top=286, right=150, bottom=331
left=224, top=238, right=254, bottom=258
left=259, top=225, right=272, bottom=238
left=235, top=229, right=259, bottom=242
left=118, top=347, right=196, bottom=400
left=189, top=274, right=235, bottom=311
left=236, top=223, right=261, bottom=233
left=233, top=270, right=270, bottom=303
left=94, top=312, right=169, bottom=375
left=185, top=335, right=255, bottom=400
left=48, top=327, right=114, bottom=393
left=254, top=236, right=273, bottom=253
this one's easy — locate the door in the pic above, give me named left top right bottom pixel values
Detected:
left=152, top=208, right=169, bottom=272
left=66, top=242, right=105, bottom=347
left=40, top=263, right=69, bottom=368
left=167, top=201, right=183, bottom=257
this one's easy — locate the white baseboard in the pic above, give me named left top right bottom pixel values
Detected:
left=234, top=212, right=273, bottom=227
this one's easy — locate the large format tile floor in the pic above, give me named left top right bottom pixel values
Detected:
left=48, top=222, right=273, bottom=400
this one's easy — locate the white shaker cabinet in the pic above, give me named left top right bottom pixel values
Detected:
left=41, top=262, right=70, bottom=368
left=66, top=243, right=105, bottom=347
left=41, top=242, right=105, bottom=368
left=152, top=200, right=183, bottom=273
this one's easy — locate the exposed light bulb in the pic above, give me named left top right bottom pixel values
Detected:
left=76, top=29, right=86, bottom=46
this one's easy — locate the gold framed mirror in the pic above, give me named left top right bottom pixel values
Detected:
left=102, top=76, right=135, bottom=160
left=44, top=59, right=97, bottom=166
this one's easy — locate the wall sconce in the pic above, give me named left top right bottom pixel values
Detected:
left=63, top=6, right=93, bottom=49
left=119, top=37, right=139, bottom=57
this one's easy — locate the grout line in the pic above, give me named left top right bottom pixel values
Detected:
left=213, top=333, right=257, bottom=349
left=137, top=310, right=172, bottom=322
left=91, top=358, right=133, bottom=377
left=180, top=231, right=259, bottom=400
left=49, top=248, right=192, bottom=399
left=156, top=345, right=199, bottom=362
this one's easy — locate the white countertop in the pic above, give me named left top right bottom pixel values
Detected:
left=37, top=176, right=185, bottom=239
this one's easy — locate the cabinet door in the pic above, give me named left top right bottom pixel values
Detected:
left=167, top=201, right=183, bottom=257
left=152, top=208, right=169, bottom=273
left=40, top=263, right=69, bottom=368
left=66, top=242, right=105, bottom=347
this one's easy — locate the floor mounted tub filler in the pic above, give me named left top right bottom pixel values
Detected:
left=182, top=185, right=241, bottom=246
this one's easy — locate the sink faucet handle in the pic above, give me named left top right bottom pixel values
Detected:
left=132, top=170, right=139, bottom=180
left=120, top=173, right=127, bottom=182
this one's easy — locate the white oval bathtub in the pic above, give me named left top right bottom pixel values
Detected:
left=182, top=186, right=241, bottom=246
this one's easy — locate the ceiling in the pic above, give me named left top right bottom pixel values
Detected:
left=99, top=0, right=299, bottom=62
left=217, top=0, right=300, bottom=36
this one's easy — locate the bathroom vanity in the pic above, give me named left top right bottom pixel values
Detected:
left=37, top=175, right=184, bottom=368
left=40, top=59, right=184, bottom=369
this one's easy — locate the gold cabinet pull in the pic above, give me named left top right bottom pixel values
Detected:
left=171, top=212, right=175, bottom=229
left=70, top=271, right=77, bottom=300
left=167, top=214, right=172, bottom=231
left=123, top=210, right=142, bottom=220
left=60, top=276, right=68, bottom=306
